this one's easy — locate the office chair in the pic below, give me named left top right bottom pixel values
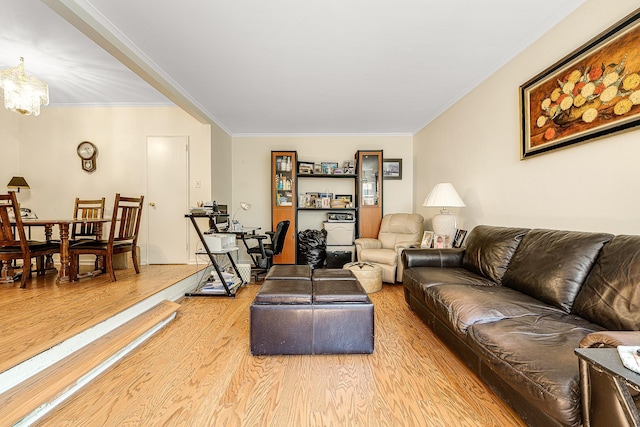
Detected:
left=246, top=220, right=290, bottom=279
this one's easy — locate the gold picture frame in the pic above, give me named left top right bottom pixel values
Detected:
left=521, top=8, right=640, bottom=158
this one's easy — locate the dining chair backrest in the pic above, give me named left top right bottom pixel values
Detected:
left=72, top=197, right=106, bottom=240
left=108, top=194, right=144, bottom=246
left=0, top=192, right=26, bottom=250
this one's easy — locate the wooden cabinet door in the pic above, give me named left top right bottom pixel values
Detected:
left=356, top=150, right=383, bottom=238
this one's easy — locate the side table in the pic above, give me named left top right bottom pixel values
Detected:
left=575, top=347, right=640, bottom=427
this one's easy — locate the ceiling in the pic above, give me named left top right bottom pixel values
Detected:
left=1, top=0, right=585, bottom=135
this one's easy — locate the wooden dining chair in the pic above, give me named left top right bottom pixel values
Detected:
left=0, top=192, right=60, bottom=288
left=70, top=194, right=144, bottom=281
left=71, top=197, right=106, bottom=242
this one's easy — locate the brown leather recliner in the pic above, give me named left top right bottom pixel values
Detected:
left=354, top=213, right=424, bottom=283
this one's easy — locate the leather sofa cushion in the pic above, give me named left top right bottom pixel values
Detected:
left=572, top=235, right=640, bottom=330
left=424, top=283, right=564, bottom=334
left=462, top=226, right=529, bottom=285
left=467, top=313, right=604, bottom=427
left=502, top=229, right=613, bottom=313
left=313, top=280, right=370, bottom=303
left=254, top=280, right=312, bottom=304
left=403, top=267, right=495, bottom=306
left=312, top=269, right=356, bottom=281
left=265, top=264, right=312, bottom=280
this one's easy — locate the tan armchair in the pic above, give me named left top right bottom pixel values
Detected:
left=354, top=213, right=424, bottom=283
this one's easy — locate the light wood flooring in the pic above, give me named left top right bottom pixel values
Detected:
left=0, top=264, right=205, bottom=375
left=28, top=278, right=526, bottom=426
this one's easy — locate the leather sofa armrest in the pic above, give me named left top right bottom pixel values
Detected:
left=402, top=248, right=465, bottom=269
left=579, top=331, right=640, bottom=348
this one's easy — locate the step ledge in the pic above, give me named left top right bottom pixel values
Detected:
left=0, top=270, right=200, bottom=395
left=17, top=310, right=177, bottom=427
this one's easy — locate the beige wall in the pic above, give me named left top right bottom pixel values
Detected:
left=414, top=0, right=640, bottom=236
left=211, top=124, right=233, bottom=205
left=1, top=105, right=214, bottom=262
left=231, top=135, right=414, bottom=260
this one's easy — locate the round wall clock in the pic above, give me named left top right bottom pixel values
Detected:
left=77, top=141, right=97, bottom=172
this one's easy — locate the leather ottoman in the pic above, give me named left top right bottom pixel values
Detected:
left=250, top=268, right=374, bottom=355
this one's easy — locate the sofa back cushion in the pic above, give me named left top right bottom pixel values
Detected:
left=572, top=235, right=640, bottom=330
left=462, top=226, right=529, bottom=285
left=378, top=213, right=424, bottom=249
left=502, top=229, right=613, bottom=313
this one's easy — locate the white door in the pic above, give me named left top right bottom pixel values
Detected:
left=147, top=136, right=189, bottom=264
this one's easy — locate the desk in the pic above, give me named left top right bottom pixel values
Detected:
left=22, top=218, right=109, bottom=284
left=185, top=214, right=245, bottom=297
left=228, top=227, right=261, bottom=267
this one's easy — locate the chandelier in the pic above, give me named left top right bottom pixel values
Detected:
left=0, top=57, right=49, bottom=116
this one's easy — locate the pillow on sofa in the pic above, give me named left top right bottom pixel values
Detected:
left=462, top=226, right=529, bottom=285
left=572, top=235, right=640, bottom=330
left=502, top=229, right=613, bottom=313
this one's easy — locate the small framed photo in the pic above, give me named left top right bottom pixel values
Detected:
left=383, top=158, right=402, bottom=180
left=433, top=234, right=452, bottom=249
left=321, top=196, right=331, bottom=208
left=321, top=162, right=339, bottom=175
left=314, top=163, right=322, bottom=174
left=297, top=161, right=314, bottom=175
left=453, top=229, right=468, bottom=248
left=420, top=231, right=434, bottom=248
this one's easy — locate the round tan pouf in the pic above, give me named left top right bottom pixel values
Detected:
left=343, top=262, right=383, bottom=293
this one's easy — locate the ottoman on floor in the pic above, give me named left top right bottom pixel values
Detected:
left=343, top=262, right=383, bottom=293
left=250, top=267, right=374, bottom=355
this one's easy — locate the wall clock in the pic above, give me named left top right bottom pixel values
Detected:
left=77, top=141, right=97, bottom=172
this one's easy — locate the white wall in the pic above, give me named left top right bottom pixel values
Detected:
left=1, top=105, right=215, bottom=262
left=231, top=134, right=414, bottom=261
left=414, top=0, right=640, bottom=236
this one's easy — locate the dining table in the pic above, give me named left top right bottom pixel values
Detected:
left=21, top=218, right=110, bottom=283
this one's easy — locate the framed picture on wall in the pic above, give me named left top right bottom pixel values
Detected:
left=521, top=8, right=640, bottom=158
left=383, top=159, right=402, bottom=179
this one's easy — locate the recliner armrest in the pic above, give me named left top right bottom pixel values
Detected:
left=579, top=331, right=640, bottom=348
left=402, top=248, right=465, bottom=269
left=354, top=238, right=382, bottom=250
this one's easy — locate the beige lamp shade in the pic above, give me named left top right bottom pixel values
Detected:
left=423, top=183, right=465, bottom=242
left=423, top=183, right=465, bottom=209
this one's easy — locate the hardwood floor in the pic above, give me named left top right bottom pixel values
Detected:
left=0, top=264, right=204, bottom=375
left=34, top=282, right=525, bottom=427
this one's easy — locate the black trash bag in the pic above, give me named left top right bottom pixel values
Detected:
left=297, top=228, right=327, bottom=269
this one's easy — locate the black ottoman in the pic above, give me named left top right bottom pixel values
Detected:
left=250, top=267, right=374, bottom=355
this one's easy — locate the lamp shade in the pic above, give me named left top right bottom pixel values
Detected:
left=7, top=176, right=30, bottom=192
left=423, top=183, right=465, bottom=208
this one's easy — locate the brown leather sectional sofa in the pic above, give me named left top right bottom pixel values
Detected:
left=402, top=225, right=640, bottom=427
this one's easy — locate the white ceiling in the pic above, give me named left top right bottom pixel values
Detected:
left=1, top=0, right=584, bottom=135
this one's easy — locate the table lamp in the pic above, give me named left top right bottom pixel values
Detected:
left=7, top=176, right=30, bottom=192
left=423, top=183, right=465, bottom=242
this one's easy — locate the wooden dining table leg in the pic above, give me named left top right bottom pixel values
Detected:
left=57, top=223, right=71, bottom=283
left=43, top=224, right=56, bottom=271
